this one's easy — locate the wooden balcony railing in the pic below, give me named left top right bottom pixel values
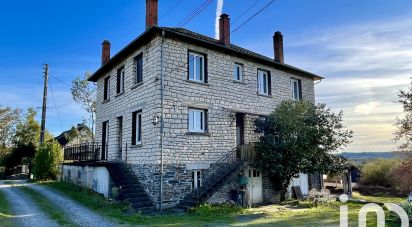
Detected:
left=237, top=143, right=256, bottom=161
left=64, top=143, right=107, bottom=162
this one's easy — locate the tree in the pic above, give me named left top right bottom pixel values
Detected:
left=14, top=108, right=40, bottom=146
left=253, top=100, right=352, bottom=201
left=32, top=140, right=62, bottom=180
left=0, top=106, right=20, bottom=159
left=395, top=81, right=412, bottom=152
left=71, top=73, right=96, bottom=141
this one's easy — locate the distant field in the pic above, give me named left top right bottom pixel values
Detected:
left=340, top=151, right=408, bottom=161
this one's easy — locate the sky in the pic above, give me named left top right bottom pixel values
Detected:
left=0, top=0, right=411, bottom=152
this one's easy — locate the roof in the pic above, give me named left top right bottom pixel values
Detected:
left=88, top=26, right=324, bottom=82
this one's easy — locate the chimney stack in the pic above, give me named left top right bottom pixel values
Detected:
left=273, top=31, right=284, bottom=64
left=146, top=0, right=158, bottom=29
left=219, top=14, right=230, bottom=46
left=101, top=40, right=111, bottom=66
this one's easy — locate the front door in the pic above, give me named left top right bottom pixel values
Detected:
left=246, top=166, right=263, bottom=204
left=236, top=113, right=245, bottom=146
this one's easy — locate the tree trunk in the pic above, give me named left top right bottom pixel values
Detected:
left=279, top=184, right=289, bottom=202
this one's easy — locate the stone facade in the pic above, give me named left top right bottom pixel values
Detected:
left=93, top=30, right=318, bottom=208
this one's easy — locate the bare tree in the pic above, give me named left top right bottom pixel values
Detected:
left=71, top=73, right=97, bottom=141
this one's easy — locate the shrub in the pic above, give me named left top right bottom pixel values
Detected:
left=360, top=159, right=400, bottom=187
left=33, top=140, right=62, bottom=180
left=189, top=203, right=242, bottom=216
left=391, top=158, right=412, bottom=193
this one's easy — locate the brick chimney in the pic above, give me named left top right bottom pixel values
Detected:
left=219, top=14, right=230, bottom=46
left=146, top=0, right=158, bottom=29
left=273, top=31, right=284, bottom=64
left=101, top=40, right=111, bottom=66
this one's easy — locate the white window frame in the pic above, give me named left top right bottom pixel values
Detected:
left=188, top=108, right=206, bottom=133
left=188, top=52, right=205, bottom=82
left=234, top=63, right=243, bottom=81
left=192, top=170, right=202, bottom=189
left=258, top=70, right=269, bottom=95
left=291, top=78, right=300, bottom=100
left=103, top=77, right=110, bottom=101
left=132, top=111, right=142, bottom=145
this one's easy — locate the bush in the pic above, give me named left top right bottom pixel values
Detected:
left=360, top=159, right=401, bottom=187
left=189, top=203, right=242, bottom=216
left=391, top=158, right=412, bottom=193
left=33, top=140, right=62, bottom=180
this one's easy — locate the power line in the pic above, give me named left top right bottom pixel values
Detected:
left=177, top=0, right=215, bottom=27
left=232, top=0, right=262, bottom=25
left=50, top=74, right=72, bottom=87
left=231, top=0, right=276, bottom=35
left=159, top=0, right=183, bottom=21
left=48, top=80, right=64, bottom=131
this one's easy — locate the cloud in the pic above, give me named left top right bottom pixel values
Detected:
left=279, top=17, right=412, bottom=152
left=215, top=0, right=224, bottom=39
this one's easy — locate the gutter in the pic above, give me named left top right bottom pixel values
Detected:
left=159, top=29, right=165, bottom=212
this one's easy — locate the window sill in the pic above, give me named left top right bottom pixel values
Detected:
left=185, top=80, right=210, bottom=86
left=102, top=99, right=110, bottom=104
left=131, top=82, right=143, bottom=90
left=233, top=80, right=246, bottom=85
left=115, top=92, right=124, bottom=98
left=186, top=132, right=211, bottom=136
left=257, top=93, right=273, bottom=98
left=130, top=144, right=143, bottom=148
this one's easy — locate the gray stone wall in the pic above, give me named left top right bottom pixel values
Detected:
left=93, top=33, right=317, bottom=207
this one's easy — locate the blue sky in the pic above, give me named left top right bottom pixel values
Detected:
left=1, top=0, right=411, bottom=152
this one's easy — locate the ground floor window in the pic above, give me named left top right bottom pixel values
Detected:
left=192, top=170, right=202, bottom=189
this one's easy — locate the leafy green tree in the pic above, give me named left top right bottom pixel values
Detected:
left=0, top=106, right=20, bottom=158
left=14, top=108, right=40, bottom=145
left=71, top=73, right=96, bottom=141
left=253, top=100, right=352, bottom=201
left=395, top=81, right=412, bottom=151
left=33, top=140, right=62, bottom=180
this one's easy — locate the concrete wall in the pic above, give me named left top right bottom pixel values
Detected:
left=61, top=165, right=113, bottom=198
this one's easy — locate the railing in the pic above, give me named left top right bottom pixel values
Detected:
left=64, top=143, right=107, bottom=162
left=237, top=143, right=256, bottom=161
left=193, top=148, right=240, bottom=198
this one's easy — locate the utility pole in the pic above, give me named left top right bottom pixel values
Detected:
left=40, top=64, right=49, bottom=145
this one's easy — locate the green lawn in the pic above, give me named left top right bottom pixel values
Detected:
left=19, top=186, right=75, bottom=226
left=44, top=182, right=408, bottom=226
left=0, top=189, right=16, bottom=227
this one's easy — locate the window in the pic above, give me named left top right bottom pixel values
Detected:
left=234, top=63, right=243, bottom=81
left=291, top=78, right=302, bottom=100
left=188, top=108, right=207, bottom=133
left=116, top=66, right=125, bottom=94
left=192, top=170, right=202, bottom=189
left=103, top=77, right=110, bottom=101
left=134, top=54, right=143, bottom=84
left=257, top=70, right=271, bottom=95
left=132, top=110, right=142, bottom=145
left=188, top=52, right=206, bottom=82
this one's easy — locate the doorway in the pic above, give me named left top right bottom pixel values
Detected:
left=101, top=121, right=109, bottom=160
left=245, top=166, right=263, bottom=204
left=117, top=116, right=123, bottom=160
left=236, top=113, right=245, bottom=146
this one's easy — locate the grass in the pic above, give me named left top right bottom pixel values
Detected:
left=0, top=189, right=16, bottom=227
left=19, top=187, right=75, bottom=226
left=44, top=181, right=235, bottom=226
left=43, top=181, right=409, bottom=226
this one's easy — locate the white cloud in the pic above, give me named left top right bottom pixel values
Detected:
left=354, top=101, right=380, bottom=115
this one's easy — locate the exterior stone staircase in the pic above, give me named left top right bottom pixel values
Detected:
left=178, top=148, right=244, bottom=210
left=106, top=162, right=156, bottom=212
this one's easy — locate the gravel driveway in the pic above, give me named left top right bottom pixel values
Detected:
left=0, top=181, right=58, bottom=227
left=26, top=183, right=118, bottom=227
left=0, top=181, right=119, bottom=227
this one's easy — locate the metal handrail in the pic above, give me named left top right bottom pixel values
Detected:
left=193, top=148, right=240, bottom=198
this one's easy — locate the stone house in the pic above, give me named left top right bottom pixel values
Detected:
left=62, top=0, right=323, bottom=211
